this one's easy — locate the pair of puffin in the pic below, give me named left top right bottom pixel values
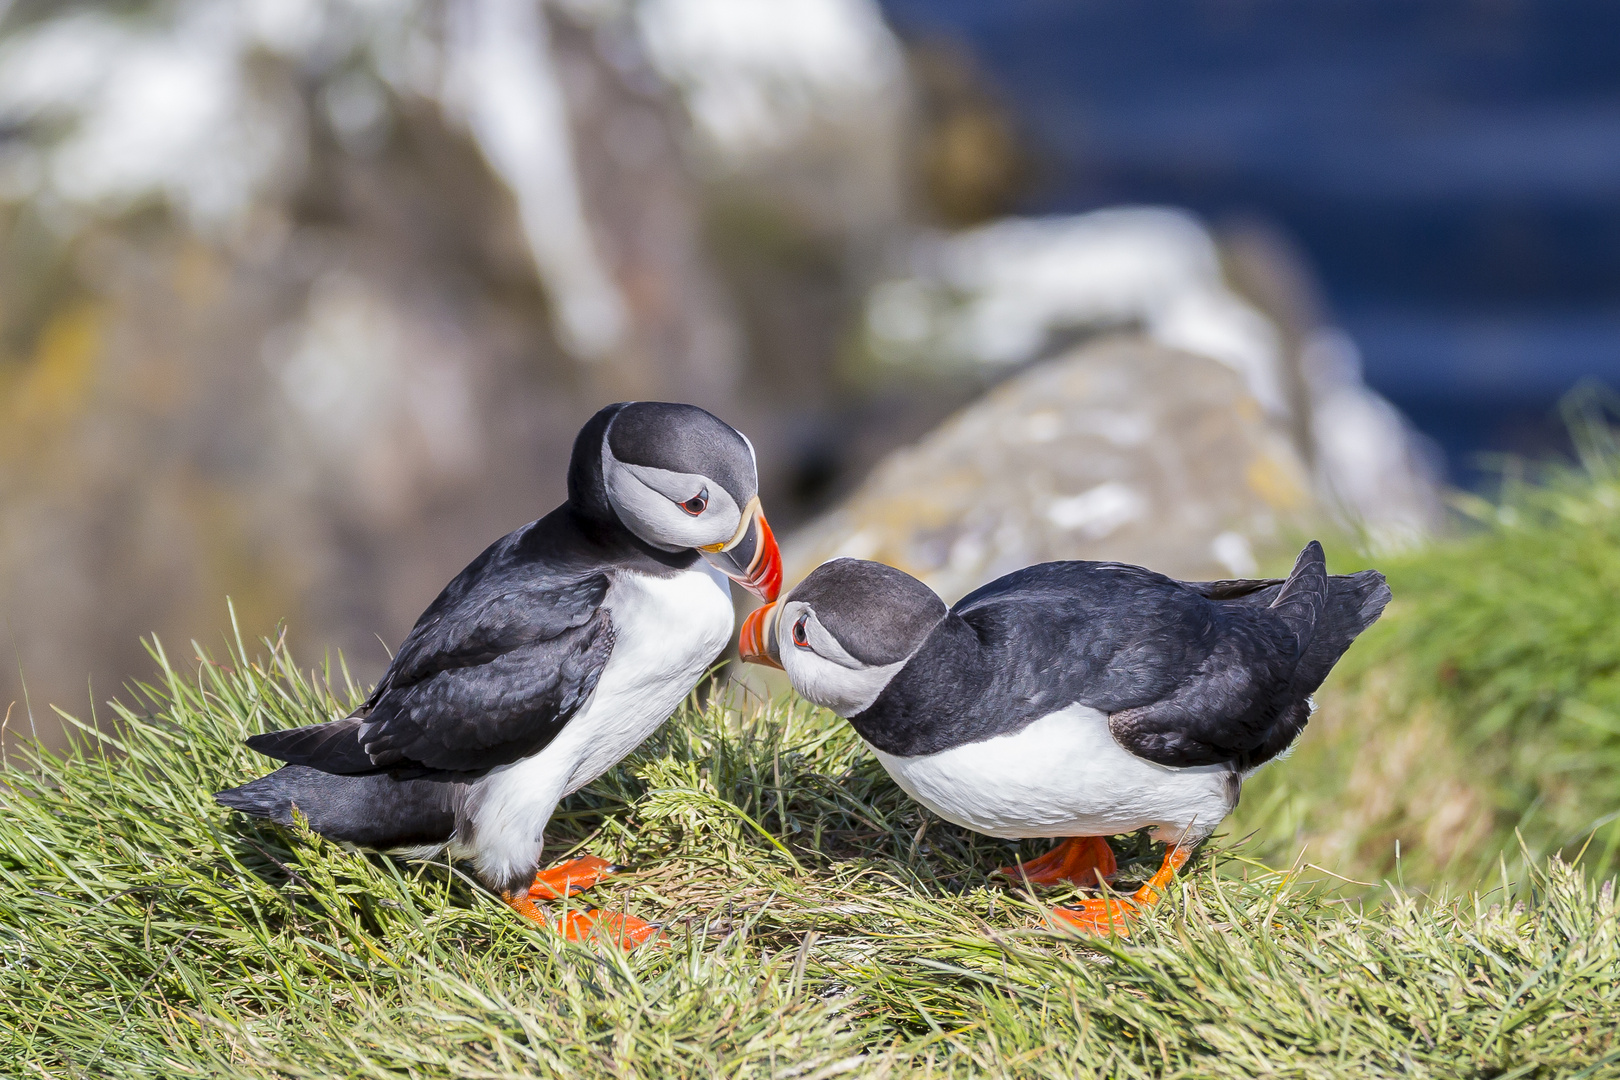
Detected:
left=220, top=400, right=1387, bottom=944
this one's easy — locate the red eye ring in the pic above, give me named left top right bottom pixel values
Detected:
left=680, top=488, right=708, bottom=516
left=792, top=616, right=809, bottom=648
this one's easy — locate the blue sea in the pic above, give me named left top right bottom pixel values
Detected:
left=879, top=0, right=1620, bottom=487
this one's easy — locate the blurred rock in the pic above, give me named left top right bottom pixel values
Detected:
left=785, top=337, right=1319, bottom=600
left=1221, top=221, right=1445, bottom=551
left=854, top=206, right=1445, bottom=568
left=864, top=208, right=1292, bottom=411
left=637, top=0, right=909, bottom=243
left=0, top=0, right=748, bottom=737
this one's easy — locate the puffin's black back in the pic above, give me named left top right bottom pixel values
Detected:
left=847, top=543, right=1389, bottom=770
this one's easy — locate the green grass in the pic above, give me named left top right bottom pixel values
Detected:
left=2, top=621, right=1618, bottom=1078
left=1234, top=397, right=1620, bottom=889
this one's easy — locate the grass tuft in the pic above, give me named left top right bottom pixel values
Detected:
left=1237, top=393, right=1620, bottom=889
left=2, top=625, right=1617, bottom=1078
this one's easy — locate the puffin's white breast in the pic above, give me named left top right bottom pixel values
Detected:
left=457, top=564, right=733, bottom=884
left=870, top=704, right=1236, bottom=844
left=552, top=563, right=735, bottom=793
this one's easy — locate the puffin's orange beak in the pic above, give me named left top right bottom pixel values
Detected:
left=699, top=497, right=782, bottom=602
left=738, top=601, right=782, bottom=669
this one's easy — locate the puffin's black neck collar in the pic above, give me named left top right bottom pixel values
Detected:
left=565, top=403, right=627, bottom=528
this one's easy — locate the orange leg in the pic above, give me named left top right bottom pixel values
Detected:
left=501, top=890, right=662, bottom=949
left=1050, top=843, right=1193, bottom=937
left=528, top=854, right=619, bottom=900
left=997, top=836, right=1118, bottom=887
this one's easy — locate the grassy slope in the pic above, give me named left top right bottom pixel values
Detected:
left=2, top=624, right=1617, bottom=1079
left=1234, top=434, right=1620, bottom=890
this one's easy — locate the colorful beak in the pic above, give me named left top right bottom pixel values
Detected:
left=738, top=601, right=782, bottom=669
left=699, top=497, right=782, bottom=602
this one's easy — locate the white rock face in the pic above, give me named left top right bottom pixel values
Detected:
left=636, top=0, right=909, bottom=239
left=440, top=0, right=628, bottom=360
left=860, top=206, right=1443, bottom=552
left=0, top=0, right=635, bottom=365
left=636, top=0, right=905, bottom=160
left=1301, top=329, right=1444, bottom=552
left=867, top=208, right=1289, bottom=414
left=786, top=338, right=1322, bottom=601
left=0, top=3, right=304, bottom=227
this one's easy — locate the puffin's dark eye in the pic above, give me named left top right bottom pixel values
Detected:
left=680, top=487, right=708, bottom=516
left=792, top=616, right=809, bottom=648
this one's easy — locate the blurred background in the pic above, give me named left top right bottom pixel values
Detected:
left=0, top=0, right=1616, bottom=826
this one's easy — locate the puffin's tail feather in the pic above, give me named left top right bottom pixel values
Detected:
left=1288, top=566, right=1390, bottom=697
left=245, top=716, right=377, bottom=775
left=1269, top=540, right=1329, bottom=657
left=215, top=765, right=457, bottom=849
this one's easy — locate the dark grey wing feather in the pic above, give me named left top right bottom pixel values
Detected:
left=245, top=717, right=374, bottom=774
left=356, top=611, right=616, bottom=777
left=373, top=574, right=611, bottom=699
left=1185, top=577, right=1285, bottom=601
left=1267, top=540, right=1328, bottom=654
left=245, top=515, right=620, bottom=780
left=249, top=589, right=614, bottom=780
left=1108, top=541, right=1360, bottom=769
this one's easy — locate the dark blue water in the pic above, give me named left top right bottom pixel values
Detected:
left=879, top=0, right=1620, bottom=486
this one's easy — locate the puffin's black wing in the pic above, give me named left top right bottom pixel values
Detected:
left=247, top=516, right=621, bottom=781
left=949, top=542, right=1386, bottom=770
left=1185, top=576, right=1283, bottom=601
left=1103, top=542, right=1328, bottom=768
left=351, top=603, right=616, bottom=778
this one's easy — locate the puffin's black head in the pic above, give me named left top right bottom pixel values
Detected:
left=568, top=402, right=781, bottom=600
left=739, top=558, right=947, bottom=716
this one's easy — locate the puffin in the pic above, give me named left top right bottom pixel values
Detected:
left=738, top=542, right=1388, bottom=934
left=217, top=402, right=782, bottom=947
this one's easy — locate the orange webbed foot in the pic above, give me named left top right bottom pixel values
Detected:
left=1051, top=896, right=1140, bottom=936
left=997, top=835, right=1118, bottom=887
left=501, top=890, right=663, bottom=950
left=556, top=908, right=663, bottom=949
left=528, top=854, right=619, bottom=900
left=1050, top=843, right=1194, bottom=937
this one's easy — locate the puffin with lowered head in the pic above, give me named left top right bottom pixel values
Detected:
left=740, top=542, right=1387, bottom=934
left=217, top=402, right=781, bottom=947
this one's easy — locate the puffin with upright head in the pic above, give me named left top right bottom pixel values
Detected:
left=740, top=542, right=1387, bottom=934
left=217, top=402, right=781, bottom=947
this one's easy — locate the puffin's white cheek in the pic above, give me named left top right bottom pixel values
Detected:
left=605, top=469, right=735, bottom=550
left=780, top=649, right=836, bottom=713
left=782, top=650, right=903, bottom=718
